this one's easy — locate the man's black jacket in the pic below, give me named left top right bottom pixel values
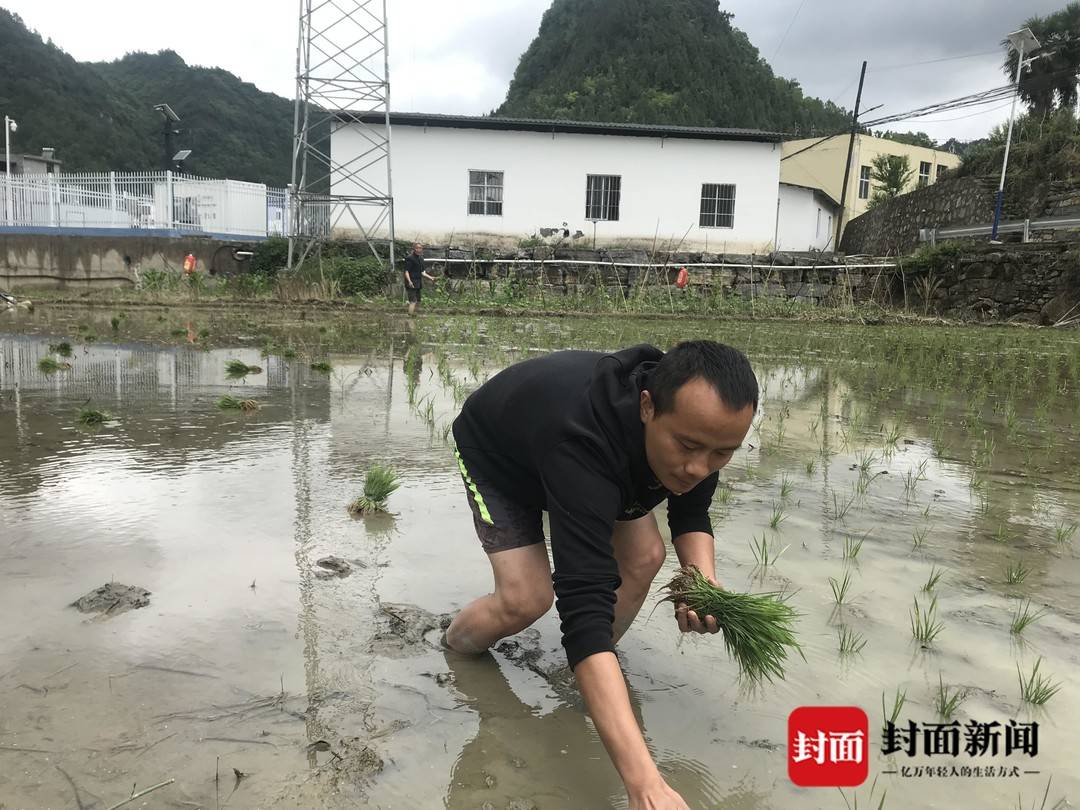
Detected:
left=452, top=345, right=717, bottom=668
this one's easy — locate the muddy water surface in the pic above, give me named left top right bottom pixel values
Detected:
left=1, top=306, right=1079, bottom=809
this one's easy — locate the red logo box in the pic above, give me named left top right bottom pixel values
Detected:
left=788, top=706, right=869, bottom=787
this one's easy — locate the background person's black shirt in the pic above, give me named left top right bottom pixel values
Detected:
left=452, top=345, right=718, bottom=669
left=404, top=253, right=424, bottom=288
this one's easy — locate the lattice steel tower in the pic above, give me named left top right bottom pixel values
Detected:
left=288, top=0, right=395, bottom=271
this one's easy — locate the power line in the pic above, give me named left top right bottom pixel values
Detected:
left=872, top=48, right=1001, bottom=72
left=862, top=61, right=1080, bottom=129
left=772, top=0, right=808, bottom=61
left=825, top=75, right=859, bottom=108
left=900, top=101, right=1016, bottom=124
left=780, top=133, right=845, bottom=161
left=781, top=63, right=1080, bottom=146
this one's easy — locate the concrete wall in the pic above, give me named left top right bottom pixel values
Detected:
left=333, top=122, right=783, bottom=251
left=777, top=184, right=837, bottom=252
left=1, top=233, right=259, bottom=289
left=839, top=176, right=997, bottom=256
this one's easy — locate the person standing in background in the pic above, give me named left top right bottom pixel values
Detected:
left=403, top=242, right=437, bottom=316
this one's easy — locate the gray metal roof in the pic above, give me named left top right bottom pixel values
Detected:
left=340, top=111, right=782, bottom=144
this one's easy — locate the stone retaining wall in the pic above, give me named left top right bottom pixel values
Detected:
left=840, top=176, right=997, bottom=256
left=423, top=247, right=889, bottom=306
left=899, top=243, right=1080, bottom=324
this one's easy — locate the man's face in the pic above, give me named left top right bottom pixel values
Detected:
left=413, top=243, right=423, bottom=255
left=640, top=377, right=754, bottom=496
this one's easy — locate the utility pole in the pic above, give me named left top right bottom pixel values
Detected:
left=992, top=28, right=1041, bottom=241
left=835, top=61, right=867, bottom=253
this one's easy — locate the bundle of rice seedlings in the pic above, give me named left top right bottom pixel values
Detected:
left=347, top=464, right=401, bottom=515
left=77, top=407, right=109, bottom=426
left=661, top=565, right=802, bottom=684
left=48, top=341, right=73, bottom=358
left=310, top=361, right=333, bottom=374
left=225, top=359, right=262, bottom=378
left=217, top=395, right=260, bottom=412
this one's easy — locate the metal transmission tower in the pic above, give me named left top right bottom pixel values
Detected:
left=288, top=0, right=395, bottom=272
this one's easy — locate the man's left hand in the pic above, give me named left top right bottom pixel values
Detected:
left=675, top=574, right=720, bottom=634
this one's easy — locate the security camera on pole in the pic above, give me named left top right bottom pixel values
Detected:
left=991, top=28, right=1041, bottom=242
left=4, top=115, right=17, bottom=225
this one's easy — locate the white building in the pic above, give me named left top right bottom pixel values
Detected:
left=776, top=182, right=841, bottom=252
left=331, top=113, right=784, bottom=252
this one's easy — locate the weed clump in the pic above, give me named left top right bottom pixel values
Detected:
left=311, top=361, right=333, bottom=374
left=48, top=341, right=73, bottom=358
left=661, top=565, right=801, bottom=684
left=348, top=464, right=401, bottom=515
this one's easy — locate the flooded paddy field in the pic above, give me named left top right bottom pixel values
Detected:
left=1, top=306, right=1079, bottom=809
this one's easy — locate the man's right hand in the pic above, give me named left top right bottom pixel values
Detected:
left=574, top=652, right=692, bottom=810
left=628, top=776, right=691, bottom=810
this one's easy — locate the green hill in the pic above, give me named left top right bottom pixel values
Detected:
left=0, top=8, right=293, bottom=184
left=497, top=0, right=850, bottom=134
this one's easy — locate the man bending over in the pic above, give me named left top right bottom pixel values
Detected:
left=447, top=341, right=758, bottom=809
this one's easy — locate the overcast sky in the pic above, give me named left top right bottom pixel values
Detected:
left=2, top=0, right=1064, bottom=141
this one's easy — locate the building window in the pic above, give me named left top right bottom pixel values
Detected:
left=815, top=207, right=822, bottom=238
left=585, top=174, right=621, bottom=221
left=468, top=170, right=503, bottom=216
left=699, top=183, right=736, bottom=228
left=936, top=165, right=948, bottom=181
left=858, top=166, right=871, bottom=200
left=918, top=161, right=931, bottom=187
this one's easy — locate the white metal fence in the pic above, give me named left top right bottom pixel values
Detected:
left=0, top=170, right=289, bottom=238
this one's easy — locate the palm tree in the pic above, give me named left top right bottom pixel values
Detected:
left=1004, top=3, right=1080, bottom=116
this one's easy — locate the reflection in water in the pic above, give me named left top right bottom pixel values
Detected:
left=442, top=648, right=749, bottom=810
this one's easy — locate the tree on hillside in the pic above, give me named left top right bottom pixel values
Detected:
left=867, top=154, right=914, bottom=208
left=1005, top=2, right=1080, bottom=115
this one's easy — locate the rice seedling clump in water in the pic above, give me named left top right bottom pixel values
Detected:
left=348, top=464, right=401, bottom=515
left=77, top=407, right=109, bottom=426
left=661, top=565, right=801, bottom=684
left=217, top=395, right=260, bottom=412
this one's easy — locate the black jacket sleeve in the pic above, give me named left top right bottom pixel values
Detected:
left=666, top=471, right=718, bottom=540
left=540, top=440, right=624, bottom=670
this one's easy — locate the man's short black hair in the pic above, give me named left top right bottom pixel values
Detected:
left=647, top=341, right=758, bottom=415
